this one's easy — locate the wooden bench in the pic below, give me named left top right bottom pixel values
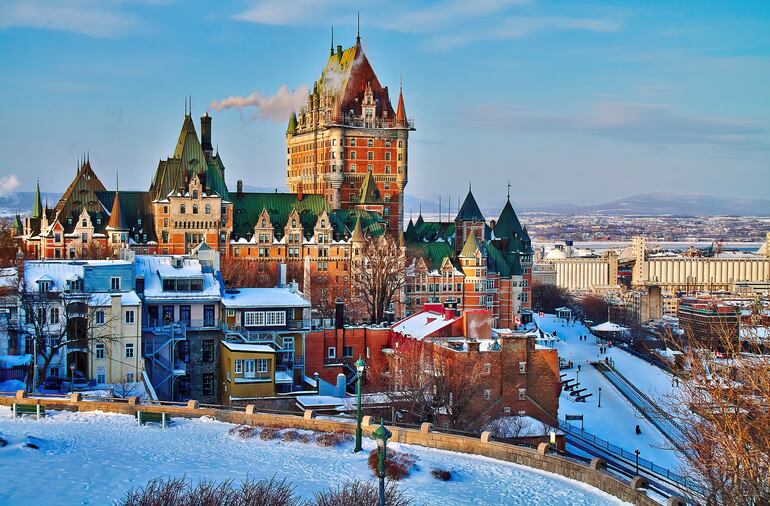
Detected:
left=136, top=411, right=171, bottom=428
left=12, top=403, right=45, bottom=420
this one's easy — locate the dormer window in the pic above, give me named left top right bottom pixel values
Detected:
left=320, top=219, right=326, bottom=228
left=291, top=219, right=297, bottom=227
left=205, top=204, right=211, bottom=214
left=38, top=281, right=51, bottom=293
left=262, top=219, right=266, bottom=228
left=193, top=204, right=199, bottom=214
left=180, top=204, right=186, bottom=214
left=82, top=219, right=87, bottom=226
left=96, top=217, right=101, bottom=225
left=137, top=217, right=142, bottom=226
left=67, top=218, right=73, bottom=226
left=193, top=190, right=198, bottom=199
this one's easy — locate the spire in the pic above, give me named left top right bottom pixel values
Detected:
left=455, top=186, right=485, bottom=222
left=460, top=231, right=481, bottom=258
left=507, top=180, right=511, bottom=201
left=32, top=180, right=42, bottom=220
left=396, top=79, right=407, bottom=126
left=356, top=12, right=361, bottom=45
left=351, top=216, right=365, bottom=242
left=330, top=26, right=334, bottom=56
left=287, top=111, right=298, bottom=134
left=106, top=188, right=127, bottom=231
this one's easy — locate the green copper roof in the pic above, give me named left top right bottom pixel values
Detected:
left=455, top=188, right=485, bottom=222
left=96, top=191, right=157, bottom=242
left=413, top=221, right=455, bottom=243
left=408, top=241, right=454, bottom=270
left=32, top=181, right=42, bottom=220
left=404, top=219, right=417, bottom=243
left=357, top=171, right=382, bottom=204
left=287, top=112, right=297, bottom=134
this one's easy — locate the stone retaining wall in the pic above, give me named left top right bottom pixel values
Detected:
left=2, top=392, right=673, bottom=506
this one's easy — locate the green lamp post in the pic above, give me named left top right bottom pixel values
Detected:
left=371, top=419, right=392, bottom=506
left=353, top=356, right=366, bottom=452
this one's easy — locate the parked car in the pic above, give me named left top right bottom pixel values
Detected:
left=43, top=376, right=62, bottom=391
left=71, top=377, right=89, bottom=391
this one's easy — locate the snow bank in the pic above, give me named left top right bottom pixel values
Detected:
left=0, top=408, right=627, bottom=505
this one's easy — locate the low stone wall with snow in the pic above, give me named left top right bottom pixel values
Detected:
left=2, top=391, right=666, bottom=506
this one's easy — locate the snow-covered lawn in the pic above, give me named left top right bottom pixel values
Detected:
left=0, top=408, right=627, bottom=505
left=536, top=314, right=685, bottom=471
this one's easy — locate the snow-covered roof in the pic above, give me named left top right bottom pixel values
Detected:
left=134, top=255, right=220, bottom=301
left=221, top=288, right=310, bottom=309
left=22, top=260, right=130, bottom=292
left=590, top=321, right=629, bottom=332
left=391, top=310, right=460, bottom=339
left=88, top=291, right=142, bottom=307
left=221, top=341, right=275, bottom=353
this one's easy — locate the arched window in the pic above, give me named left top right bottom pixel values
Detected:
left=192, top=190, right=198, bottom=199
left=321, top=220, right=326, bottom=228
left=291, top=219, right=297, bottom=227
left=180, top=204, right=186, bottom=214
left=193, top=205, right=199, bottom=214
left=367, top=138, right=374, bottom=147
left=205, top=204, right=211, bottom=214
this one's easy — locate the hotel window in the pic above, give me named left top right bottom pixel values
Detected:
left=518, top=388, right=526, bottom=400
left=205, top=204, right=211, bottom=214
left=398, top=153, right=403, bottom=161
left=110, top=277, right=121, bottom=291
left=385, top=152, right=391, bottom=161
left=125, top=310, right=134, bottom=324
left=483, top=363, right=491, bottom=375
left=519, top=362, right=527, bottom=374
left=350, top=151, right=357, bottom=160
left=95, top=344, right=105, bottom=360
left=50, top=307, right=60, bottom=323
left=193, top=204, right=199, bottom=214
left=343, top=346, right=353, bottom=357
left=350, top=138, right=356, bottom=146
left=234, top=359, right=243, bottom=374
left=398, top=140, right=403, bottom=148
left=180, top=204, right=186, bottom=214
left=367, top=151, right=374, bottom=160
left=125, top=343, right=134, bottom=359
left=483, top=389, right=491, bottom=401
left=385, top=165, right=391, bottom=174
left=385, top=139, right=391, bottom=147
left=327, top=347, right=336, bottom=358
left=367, top=138, right=373, bottom=147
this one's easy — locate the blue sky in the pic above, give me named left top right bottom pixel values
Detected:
left=0, top=0, right=768, bottom=210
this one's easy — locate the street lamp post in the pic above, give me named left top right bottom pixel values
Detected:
left=372, top=420, right=392, bottom=506
left=353, top=357, right=366, bottom=453
left=69, top=363, right=75, bottom=394
left=635, top=449, right=640, bottom=475
left=598, top=387, right=602, bottom=408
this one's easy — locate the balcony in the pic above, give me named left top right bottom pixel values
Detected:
left=143, top=318, right=218, bottom=332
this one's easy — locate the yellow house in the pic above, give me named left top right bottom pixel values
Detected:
left=219, top=341, right=277, bottom=404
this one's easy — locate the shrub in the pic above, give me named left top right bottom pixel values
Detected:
left=430, top=468, right=452, bottom=481
left=316, top=431, right=353, bottom=447
left=117, top=476, right=299, bottom=506
left=281, top=430, right=310, bottom=443
left=228, top=425, right=256, bottom=439
left=367, top=449, right=418, bottom=481
left=311, top=479, right=410, bottom=506
left=259, top=427, right=281, bottom=441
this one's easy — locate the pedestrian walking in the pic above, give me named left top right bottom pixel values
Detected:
left=635, top=425, right=642, bottom=435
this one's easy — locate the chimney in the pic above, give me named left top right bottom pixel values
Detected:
left=335, top=298, right=344, bottom=329
left=467, top=340, right=480, bottom=353
left=279, top=263, right=287, bottom=287
left=565, top=240, right=574, bottom=258
left=236, top=180, right=243, bottom=197
left=336, top=44, right=342, bottom=56
left=200, top=113, right=213, bottom=158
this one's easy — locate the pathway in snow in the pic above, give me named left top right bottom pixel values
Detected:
left=536, top=314, right=685, bottom=471
left=0, top=408, right=628, bottom=506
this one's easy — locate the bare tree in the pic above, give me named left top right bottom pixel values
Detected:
left=663, top=321, right=770, bottom=505
left=531, top=281, right=573, bottom=314
left=220, top=257, right=273, bottom=288
left=18, top=268, right=118, bottom=391
left=77, top=240, right=111, bottom=260
left=351, top=235, right=406, bottom=324
left=487, top=416, right=549, bottom=438
left=368, top=338, right=498, bottom=431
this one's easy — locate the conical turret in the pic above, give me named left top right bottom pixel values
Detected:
left=396, top=86, right=407, bottom=126
left=32, top=181, right=42, bottom=220
left=106, top=189, right=127, bottom=231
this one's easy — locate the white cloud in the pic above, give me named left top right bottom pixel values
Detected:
left=462, top=101, right=767, bottom=149
left=0, top=0, right=166, bottom=38
left=0, top=175, right=22, bottom=197
left=232, top=1, right=621, bottom=50
left=209, top=85, right=310, bottom=123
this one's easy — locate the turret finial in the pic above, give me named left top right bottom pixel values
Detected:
left=330, top=26, right=334, bottom=56
left=356, top=12, right=360, bottom=44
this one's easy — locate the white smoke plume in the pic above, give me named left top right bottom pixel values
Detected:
left=209, top=85, right=309, bottom=122
left=0, top=174, right=21, bottom=197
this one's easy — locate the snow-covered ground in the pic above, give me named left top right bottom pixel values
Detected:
left=536, top=314, right=685, bottom=471
left=0, top=408, right=628, bottom=505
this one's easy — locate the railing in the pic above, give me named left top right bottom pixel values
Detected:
left=144, top=318, right=217, bottom=331
left=559, top=418, right=704, bottom=495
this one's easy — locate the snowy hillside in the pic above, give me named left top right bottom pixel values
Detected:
left=0, top=408, right=627, bottom=505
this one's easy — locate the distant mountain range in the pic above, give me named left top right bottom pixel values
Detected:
left=2, top=190, right=767, bottom=218
left=519, top=193, right=770, bottom=216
